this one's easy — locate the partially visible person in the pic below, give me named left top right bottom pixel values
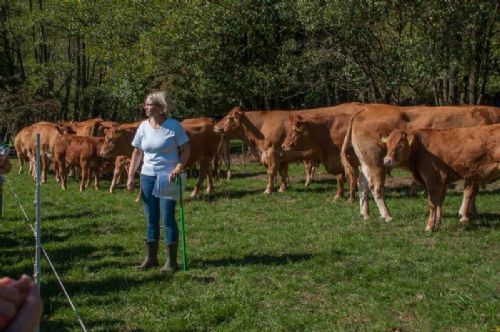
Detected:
left=127, top=91, right=190, bottom=273
left=0, top=274, right=43, bottom=332
left=0, top=146, right=12, bottom=219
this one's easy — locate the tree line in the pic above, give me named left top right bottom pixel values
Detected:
left=0, top=0, right=499, bottom=140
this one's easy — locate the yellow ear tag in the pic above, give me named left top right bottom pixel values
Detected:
left=114, top=131, right=123, bottom=138
left=380, top=136, right=388, bottom=144
left=295, top=127, right=304, bottom=133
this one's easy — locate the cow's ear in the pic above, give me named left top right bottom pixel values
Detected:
left=380, top=136, right=388, bottom=145
left=234, top=109, right=243, bottom=120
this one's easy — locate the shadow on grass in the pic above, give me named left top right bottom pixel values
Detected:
left=41, top=314, right=128, bottom=332
left=43, top=209, right=114, bottom=222
left=186, top=187, right=264, bottom=202
left=191, top=253, right=314, bottom=268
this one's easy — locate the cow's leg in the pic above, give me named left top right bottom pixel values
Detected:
left=304, top=159, right=314, bottom=187
left=408, top=180, right=419, bottom=196
left=17, top=153, right=24, bottom=174
left=110, top=166, right=120, bottom=193
left=60, top=162, right=67, bottom=190
left=435, top=185, right=448, bottom=228
left=278, top=162, right=289, bottom=193
left=425, top=184, right=444, bottom=232
left=459, top=181, right=478, bottom=224
left=358, top=166, right=370, bottom=220
left=206, top=160, right=215, bottom=194
left=264, top=157, right=277, bottom=194
left=347, top=171, right=357, bottom=204
left=40, top=155, right=49, bottom=183
left=191, top=161, right=208, bottom=198
left=369, top=166, right=392, bottom=222
left=225, top=151, right=231, bottom=181
left=334, top=173, right=345, bottom=200
left=94, top=168, right=100, bottom=191
left=79, top=164, right=87, bottom=192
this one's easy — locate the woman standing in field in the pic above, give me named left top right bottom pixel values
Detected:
left=127, top=91, right=190, bottom=273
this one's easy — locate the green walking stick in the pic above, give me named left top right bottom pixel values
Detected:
left=176, top=175, right=187, bottom=271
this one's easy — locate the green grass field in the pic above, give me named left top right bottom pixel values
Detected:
left=1, top=159, right=499, bottom=331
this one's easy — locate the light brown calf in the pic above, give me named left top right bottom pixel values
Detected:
left=383, top=124, right=500, bottom=231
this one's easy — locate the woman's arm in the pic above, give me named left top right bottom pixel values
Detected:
left=169, top=142, right=190, bottom=182
left=127, top=148, right=144, bottom=192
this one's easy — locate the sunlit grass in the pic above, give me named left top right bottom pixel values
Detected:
left=0, top=160, right=498, bottom=331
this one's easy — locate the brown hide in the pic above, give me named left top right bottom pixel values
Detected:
left=14, top=125, right=35, bottom=174
left=18, top=122, right=62, bottom=183
left=281, top=103, right=365, bottom=200
left=54, top=134, right=104, bottom=191
left=341, top=104, right=500, bottom=222
left=181, top=117, right=222, bottom=197
left=384, top=125, right=500, bottom=231
left=100, top=126, right=137, bottom=158
left=214, top=106, right=328, bottom=194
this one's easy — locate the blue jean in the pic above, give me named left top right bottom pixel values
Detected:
left=140, top=174, right=178, bottom=244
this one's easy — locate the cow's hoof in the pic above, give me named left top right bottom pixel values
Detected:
left=459, top=216, right=469, bottom=225
left=384, top=216, right=393, bottom=222
left=190, top=191, right=199, bottom=198
left=264, top=189, right=272, bottom=194
left=424, top=225, right=433, bottom=232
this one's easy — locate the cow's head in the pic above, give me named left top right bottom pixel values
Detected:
left=214, top=107, right=245, bottom=136
left=383, top=130, right=414, bottom=167
left=282, top=114, right=308, bottom=151
left=100, top=126, right=123, bottom=158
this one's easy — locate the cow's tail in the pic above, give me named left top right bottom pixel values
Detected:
left=341, top=109, right=364, bottom=186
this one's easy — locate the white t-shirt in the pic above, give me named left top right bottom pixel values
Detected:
left=132, top=118, right=189, bottom=176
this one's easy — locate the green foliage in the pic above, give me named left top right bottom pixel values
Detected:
left=0, top=0, right=499, bottom=132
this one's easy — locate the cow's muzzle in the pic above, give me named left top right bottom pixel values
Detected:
left=383, top=156, right=394, bottom=167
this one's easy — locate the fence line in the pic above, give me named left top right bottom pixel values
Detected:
left=4, top=177, right=88, bottom=332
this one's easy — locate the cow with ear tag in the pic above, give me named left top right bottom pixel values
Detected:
left=383, top=125, right=500, bottom=232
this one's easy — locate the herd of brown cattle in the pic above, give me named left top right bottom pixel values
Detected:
left=12, top=102, right=500, bottom=231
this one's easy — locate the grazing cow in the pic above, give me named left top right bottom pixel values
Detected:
left=21, top=122, right=63, bottom=183
left=341, top=104, right=500, bottom=222
left=14, top=125, right=35, bottom=175
left=99, top=125, right=138, bottom=159
left=181, top=117, right=223, bottom=197
left=54, top=134, right=104, bottom=191
left=383, top=124, right=500, bottom=231
left=214, top=107, right=324, bottom=194
left=281, top=103, right=366, bottom=201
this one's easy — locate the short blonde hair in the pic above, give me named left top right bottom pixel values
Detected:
left=145, top=91, right=173, bottom=115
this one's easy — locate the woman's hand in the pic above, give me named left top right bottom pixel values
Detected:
left=127, top=177, right=135, bottom=192
left=169, top=165, right=182, bottom=183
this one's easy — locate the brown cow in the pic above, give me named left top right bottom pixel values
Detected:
left=181, top=117, right=222, bottom=197
left=214, top=107, right=324, bottom=194
left=14, top=125, right=35, bottom=175
left=341, top=104, right=500, bottom=222
left=281, top=107, right=362, bottom=202
left=54, top=134, right=105, bottom=191
left=21, top=122, right=62, bottom=183
left=383, top=125, right=500, bottom=231
left=100, top=118, right=222, bottom=198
